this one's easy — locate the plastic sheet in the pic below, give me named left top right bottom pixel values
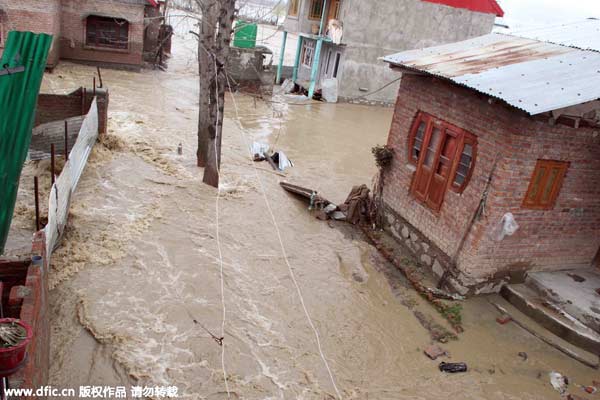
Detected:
left=492, top=212, right=519, bottom=241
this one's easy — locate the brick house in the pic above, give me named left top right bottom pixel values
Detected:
left=0, top=0, right=164, bottom=70
left=380, top=21, right=600, bottom=296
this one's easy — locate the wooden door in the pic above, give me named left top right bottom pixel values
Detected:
left=412, top=123, right=460, bottom=211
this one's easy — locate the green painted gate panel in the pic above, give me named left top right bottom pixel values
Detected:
left=233, top=21, right=257, bottom=49
left=0, top=31, right=53, bottom=254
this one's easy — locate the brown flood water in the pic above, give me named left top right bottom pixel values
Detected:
left=23, top=15, right=598, bottom=400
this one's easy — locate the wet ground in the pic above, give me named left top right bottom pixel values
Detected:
left=4, top=14, right=599, bottom=400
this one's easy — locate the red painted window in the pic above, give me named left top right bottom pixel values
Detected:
left=523, top=160, right=569, bottom=210
left=86, top=16, right=129, bottom=50
left=408, top=112, right=477, bottom=211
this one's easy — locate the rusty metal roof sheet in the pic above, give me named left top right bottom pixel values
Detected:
left=383, top=25, right=600, bottom=115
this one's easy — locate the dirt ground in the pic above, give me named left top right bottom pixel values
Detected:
left=4, top=14, right=599, bottom=400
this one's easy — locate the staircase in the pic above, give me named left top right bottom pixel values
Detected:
left=501, top=268, right=600, bottom=356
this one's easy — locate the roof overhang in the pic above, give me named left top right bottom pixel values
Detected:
left=383, top=28, right=600, bottom=115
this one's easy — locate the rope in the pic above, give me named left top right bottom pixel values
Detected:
left=213, top=58, right=231, bottom=399
left=224, top=72, right=343, bottom=400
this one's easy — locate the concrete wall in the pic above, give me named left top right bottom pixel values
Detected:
left=383, top=74, right=600, bottom=295
left=337, top=0, right=496, bottom=104
left=29, top=116, right=85, bottom=160
left=283, top=0, right=322, bottom=35
left=60, top=0, right=146, bottom=68
left=0, top=0, right=62, bottom=67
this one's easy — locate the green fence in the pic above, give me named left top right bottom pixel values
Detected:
left=0, top=31, right=53, bottom=254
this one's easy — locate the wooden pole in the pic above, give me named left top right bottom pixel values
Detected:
left=96, top=66, right=103, bottom=88
left=50, top=144, right=56, bottom=186
left=64, top=120, right=69, bottom=161
left=34, top=177, right=40, bottom=231
left=93, top=77, right=96, bottom=97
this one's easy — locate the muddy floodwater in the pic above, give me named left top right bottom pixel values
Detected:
left=12, top=15, right=595, bottom=400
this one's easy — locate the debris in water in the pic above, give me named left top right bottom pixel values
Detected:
left=549, top=371, right=569, bottom=394
left=340, top=184, right=371, bottom=225
left=425, top=286, right=465, bottom=301
left=424, top=345, right=447, bottom=360
left=439, top=362, right=467, bottom=373
left=580, top=385, right=598, bottom=394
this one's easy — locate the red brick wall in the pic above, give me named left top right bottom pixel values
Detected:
left=383, top=73, right=600, bottom=288
left=36, top=87, right=110, bottom=134
left=0, top=232, right=50, bottom=398
left=0, top=0, right=62, bottom=67
left=59, top=0, right=145, bottom=68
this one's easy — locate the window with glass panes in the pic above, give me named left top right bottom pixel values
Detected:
left=407, top=112, right=477, bottom=211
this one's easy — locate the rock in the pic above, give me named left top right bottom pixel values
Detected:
left=421, top=242, right=430, bottom=253
left=424, top=345, right=448, bottom=360
left=432, top=260, right=444, bottom=278
left=420, top=254, right=433, bottom=266
left=410, top=232, right=419, bottom=243
left=401, top=225, right=409, bottom=239
left=321, top=78, right=339, bottom=103
left=386, top=214, right=395, bottom=226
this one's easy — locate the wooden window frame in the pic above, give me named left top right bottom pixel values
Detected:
left=408, top=111, right=477, bottom=212
left=522, top=160, right=569, bottom=210
left=85, top=15, right=130, bottom=51
left=328, top=0, right=341, bottom=20
left=308, top=0, right=325, bottom=20
left=288, top=0, right=300, bottom=17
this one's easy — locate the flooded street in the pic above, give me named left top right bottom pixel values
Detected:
left=28, top=16, right=599, bottom=400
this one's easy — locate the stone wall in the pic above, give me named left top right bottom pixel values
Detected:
left=382, top=73, right=600, bottom=295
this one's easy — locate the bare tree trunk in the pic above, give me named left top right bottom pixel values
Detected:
left=197, top=1, right=217, bottom=168
left=202, top=0, right=236, bottom=187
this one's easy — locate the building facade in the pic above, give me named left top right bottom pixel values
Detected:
left=381, top=25, right=600, bottom=295
left=277, top=0, right=502, bottom=103
left=0, top=0, right=163, bottom=69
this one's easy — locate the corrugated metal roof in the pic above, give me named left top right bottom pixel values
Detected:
left=383, top=24, right=600, bottom=115
left=510, top=19, right=600, bottom=53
